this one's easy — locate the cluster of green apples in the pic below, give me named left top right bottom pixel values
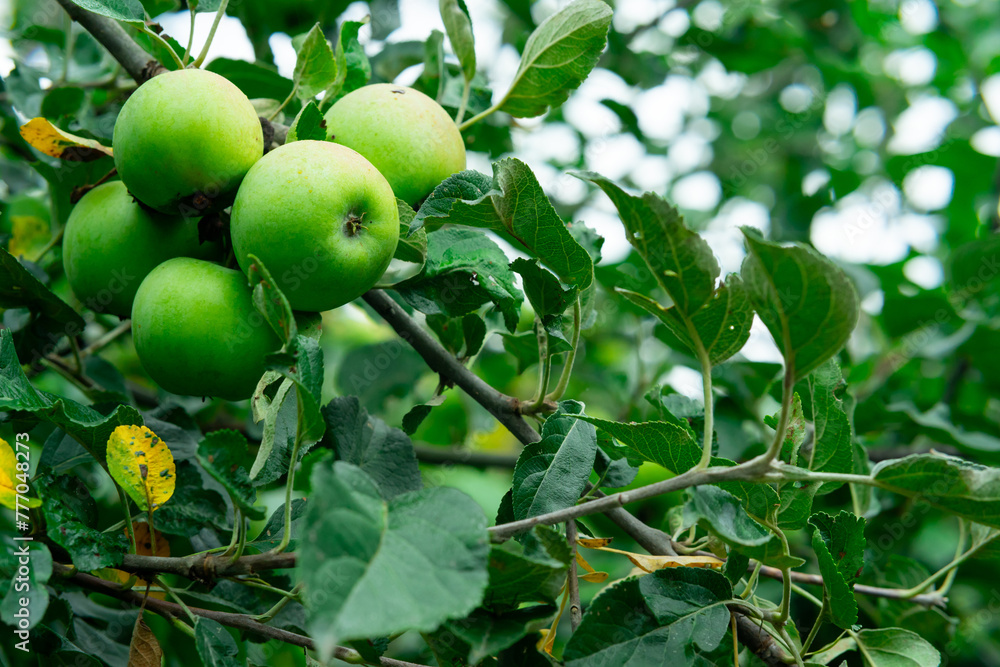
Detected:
left=63, top=69, right=466, bottom=400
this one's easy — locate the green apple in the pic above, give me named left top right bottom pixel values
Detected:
left=229, top=140, right=399, bottom=312
left=131, top=257, right=281, bottom=401
left=323, top=83, right=466, bottom=206
left=62, top=180, right=217, bottom=318
left=113, top=68, right=263, bottom=215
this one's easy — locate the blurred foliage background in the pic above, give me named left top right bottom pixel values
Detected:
left=3, top=0, right=1000, bottom=664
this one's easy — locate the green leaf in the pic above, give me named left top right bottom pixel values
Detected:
left=335, top=340, right=427, bottom=406
left=440, top=0, right=476, bottom=82
left=872, top=453, right=1000, bottom=528
left=396, top=227, right=523, bottom=331
left=808, top=360, right=854, bottom=493
left=442, top=605, right=556, bottom=665
left=722, top=550, right=750, bottom=586
left=740, top=227, right=860, bottom=382
left=266, top=335, right=326, bottom=450
left=778, top=481, right=819, bottom=530
left=319, top=396, right=422, bottom=499
left=249, top=377, right=293, bottom=483
left=563, top=568, right=732, bottom=666
left=414, top=162, right=594, bottom=290
left=247, top=499, right=307, bottom=553
left=498, top=0, right=612, bottom=118
left=194, top=617, right=241, bottom=667
left=502, top=331, right=544, bottom=373
left=594, top=445, right=639, bottom=489
left=207, top=59, right=294, bottom=102
left=484, top=526, right=569, bottom=609
left=41, top=87, right=86, bottom=119
left=683, top=485, right=772, bottom=548
left=418, top=30, right=446, bottom=101
left=394, top=199, right=427, bottom=265
left=574, top=415, right=699, bottom=473
left=153, top=461, right=230, bottom=536
left=885, top=402, right=1000, bottom=456
left=0, top=541, right=51, bottom=629
left=286, top=100, right=326, bottom=142
left=810, top=511, right=865, bottom=629
left=293, top=23, right=338, bottom=100
left=0, top=329, right=142, bottom=468
left=39, top=473, right=128, bottom=572
left=575, top=172, right=719, bottom=316
left=332, top=19, right=372, bottom=103
left=683, top=485, right=803, bottom=568
left=246, top=253, right=297, bottom=346
left=512, top=401, right=597, bottom=520
left=298, top=461, right=490, bottom=660
left=617, top=274, right=753, bottom=365
left=0, top=247, right=85, bottom=345
left=462, top=312, right=487, bottom=356
left=68, top=0, right=144, bottom=23
left=196, top=430, right=265, bottom=521
left=853, top=628, right=941, bottom=666
left=512, top=258, right=578, bottom=326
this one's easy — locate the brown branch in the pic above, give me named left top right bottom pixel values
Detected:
left=119, top=551, right=296, bottom=582
left=489, top=463, right=757, bottom=540
left=55, top=564, right=429, bottom=667
left=729, top=607, right=788, bottom=667
left=53, top=0, right=164, bottom=82
left=361, top=289, right=553, bottom=446
left=590, top=487, right=677, bottom=556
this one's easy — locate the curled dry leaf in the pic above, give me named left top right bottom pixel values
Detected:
left=19, top=117, right=114, bottom=161
left=578, top=536, right=724, bottom=572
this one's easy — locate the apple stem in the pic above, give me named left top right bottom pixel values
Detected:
left=191, top=0, right=230, bottom=68
left=181, top=5, right=196, bottom=67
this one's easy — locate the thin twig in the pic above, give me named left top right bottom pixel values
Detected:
left=118, top=551, right=296, bottom=581
left=566, top=520, right=582, bottom=631
left=54, top=565, right=429, bottom=667
left=362, top=289, right=553, bottom=445
left=489, top=461, right=761, bottom=539
left=753, top=563, right=947, bottom=608
left=191, top=0, right=230, bottom=68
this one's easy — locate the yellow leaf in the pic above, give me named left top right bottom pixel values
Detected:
left=107, top=425, right=175, bottom=512
left=0, top=438, right=40, bottom=510
left=8, top=215, right=50, bottom=259
left=577, top=535, right=724, bottom=572
left=99, top=568, right=166, bottom=601
left=18, top=117, right=113, bottom=161
left=131, top=521, right=170, bottom=558
left=576, top=537, right=613, bottom=549
left=537, top=584, right=568, bottom=655
left=621, top=552, right=724, bottom=573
